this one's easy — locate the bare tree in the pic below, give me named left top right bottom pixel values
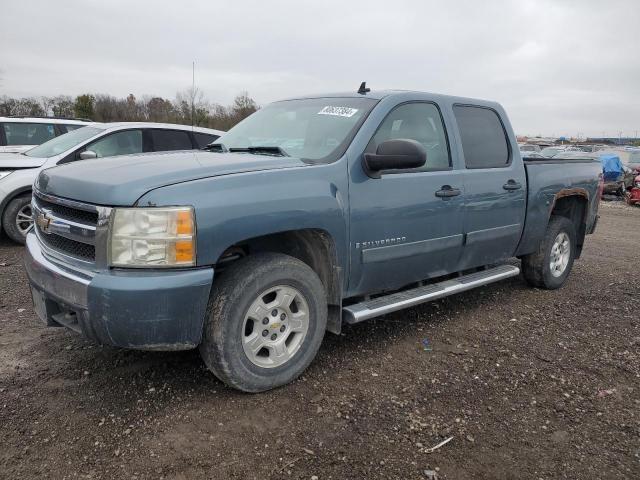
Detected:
left=1, top=91, right=258, bottom=127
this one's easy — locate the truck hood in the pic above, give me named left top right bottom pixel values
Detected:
left=36, top=150, right=307, bottom=206
left=0, top=152, right=47, bottom=169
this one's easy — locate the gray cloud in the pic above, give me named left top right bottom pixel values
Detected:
left=1, top=0, right=638, bottom=136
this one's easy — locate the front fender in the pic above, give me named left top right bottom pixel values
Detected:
left=136, top=161, right=349, bottom=276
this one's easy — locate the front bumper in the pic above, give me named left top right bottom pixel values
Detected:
left=24, top=232, right=214, bottom=350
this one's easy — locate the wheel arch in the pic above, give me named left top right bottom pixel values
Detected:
left=214, top=228, right=344, bottom=334
left=549, top=190, right=588, bottom=258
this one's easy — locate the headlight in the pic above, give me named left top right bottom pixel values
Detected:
left=0, top=171, right=13, bottom=181
left=109, top=207, right=196, bottom=267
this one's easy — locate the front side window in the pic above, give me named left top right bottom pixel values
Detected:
left=368, top=102, right=450, bottom=170
left=214, top=97, right=378, bottom=162
left=87, top=130, right=143, bottom=158
left=150, top=129, right=193, bottom=151
left=2, top=122, right=56, bottom=146
left=25, top=126, right=104, bottom=158
left=453, top=105, right=510, bottom=169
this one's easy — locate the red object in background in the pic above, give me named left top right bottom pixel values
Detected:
left=626, top=174, right=640, bottom=205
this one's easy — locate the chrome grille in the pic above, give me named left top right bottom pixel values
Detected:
left=36, top=197, right=99, bottom=224
left=39, top=232, right=96, bottom=260
left=32, top=190, right=111, bottom=270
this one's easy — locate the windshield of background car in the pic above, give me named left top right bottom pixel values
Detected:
left=214, top=97, right=378, bottom=162
left=25, top=126, right=104, bottom=158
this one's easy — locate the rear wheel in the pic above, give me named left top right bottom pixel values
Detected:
left=2, top=194, right=33, bottom=244
left=521, top=215, right=576, bottom=289
left=199, top=252, right=327, bottom=392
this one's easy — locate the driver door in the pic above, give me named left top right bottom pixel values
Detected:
left=348, top=102, right=466, bottom=296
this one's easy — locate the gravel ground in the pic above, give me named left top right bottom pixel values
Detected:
left=0, top=202, right=638, bottom=480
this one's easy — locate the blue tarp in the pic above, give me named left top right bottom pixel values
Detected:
left=600, top=154, right=624, bottom=182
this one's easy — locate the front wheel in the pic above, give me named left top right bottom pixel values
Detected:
left=2, top=194, right=33, bottom=244
left=199, top=253, right=327, bottom=392
left=521, top=215, right=576, bottom=290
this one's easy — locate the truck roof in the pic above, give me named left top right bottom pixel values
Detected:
left=279, top=89, right=501, bottom=108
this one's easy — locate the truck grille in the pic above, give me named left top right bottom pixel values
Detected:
left=36, top=197, right=99, bottom=225
left=38, top=232, right=96, bottom=260
left=32, top=191, right=104, bottom=265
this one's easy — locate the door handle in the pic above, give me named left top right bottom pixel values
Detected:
left=503, top=180, right=522, bottom=191
left=435, top=185, right=461, bottom=198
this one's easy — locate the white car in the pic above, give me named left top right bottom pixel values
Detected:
left=0, top=117, right=93, bottom=153
left=0, top=122, right=224, bottom=243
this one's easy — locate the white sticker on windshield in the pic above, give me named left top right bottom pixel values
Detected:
left=318, top=106, right=359, bottom=118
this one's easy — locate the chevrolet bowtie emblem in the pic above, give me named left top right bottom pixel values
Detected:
left=35, top=212, right=51, bottom=233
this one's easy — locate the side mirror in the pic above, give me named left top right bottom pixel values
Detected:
left=363, top=139, right=426, bottom=178
left=79, top=150, right=97, bottom=160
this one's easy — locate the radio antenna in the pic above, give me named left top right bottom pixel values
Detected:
left=191, top=61, right=195, bottom=128
left=358, top=81, right=370, bottom=94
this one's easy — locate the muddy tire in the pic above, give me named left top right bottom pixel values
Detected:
left=521, top=215, right=576, bottom=290
left=199, top=252, right=327, bottom=392
left=2, top=194, right=33, bottom=244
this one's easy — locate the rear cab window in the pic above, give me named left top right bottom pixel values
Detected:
left=453, top=105, right=510, bottom=169
left=2, top=122, right=57, bottom=146
left=150, top=129, right=193, bottom=151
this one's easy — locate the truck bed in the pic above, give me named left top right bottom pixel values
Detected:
left=516, top=157, right=601, bottom=256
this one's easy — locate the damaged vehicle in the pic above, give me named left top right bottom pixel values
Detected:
left=25, top=86, right=602, bottom=392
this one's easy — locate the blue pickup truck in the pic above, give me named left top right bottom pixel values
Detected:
left=25, top=86, right=602, bottom=392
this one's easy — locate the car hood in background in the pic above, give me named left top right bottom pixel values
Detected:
left=0, top=152, right=47, bottom=169
left=36, top=150, right=308, bottom=206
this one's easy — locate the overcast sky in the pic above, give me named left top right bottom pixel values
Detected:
left=2, top=0, right=639, bottom=137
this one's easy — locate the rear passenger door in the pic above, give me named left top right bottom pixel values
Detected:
left=453, top=105, right=526, bottom=268
left=148, top=129, right=194, bottom=152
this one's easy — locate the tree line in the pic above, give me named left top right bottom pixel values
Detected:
left=0, top=88, right=258, bottom=131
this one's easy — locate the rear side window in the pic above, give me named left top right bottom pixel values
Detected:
left=193, top=132, right=219, bottom=148
left=150, top=129, right=193, bottom=151
left=2, top=122, right=56, bottom=146
left=453, top=105, right=510, bottom=169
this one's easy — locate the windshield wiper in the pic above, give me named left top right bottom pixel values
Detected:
left=228, top=146, right=289, bottom=157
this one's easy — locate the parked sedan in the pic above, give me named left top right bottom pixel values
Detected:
left=0, top=122, right=223, bottom=243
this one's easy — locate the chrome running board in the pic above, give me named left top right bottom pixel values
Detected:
left=342, top=264, right=520, bottom=324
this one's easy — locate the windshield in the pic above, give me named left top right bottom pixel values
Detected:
left=25, top=126, right=104, bottom=158
left=213, top=97, right=378, bottom=162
